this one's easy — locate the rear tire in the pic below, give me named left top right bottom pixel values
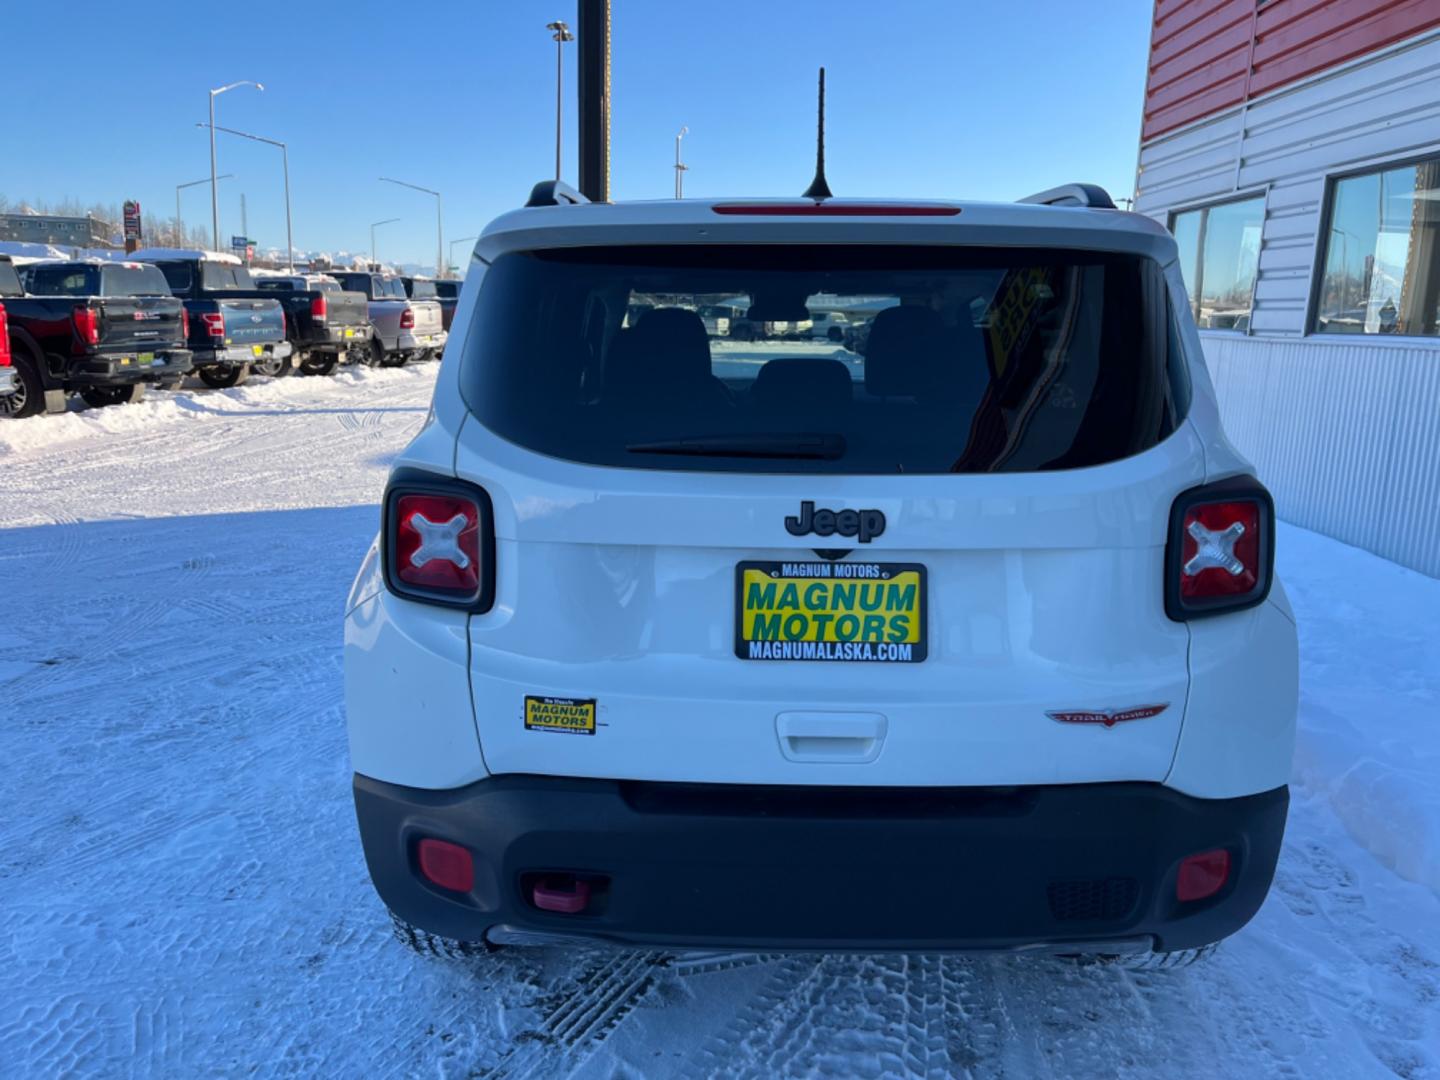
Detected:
left=1, top=348, right=47, bottom=419
left=299, top=352, right=339, bottom=376
left=198, top=364, right=250, bottom=389
left=366, top=338, right=387, bottom=368
left=388, top=910, right=499, bottom=960
left=380, top=348, right=409, bottom=368
left=1097, top=944, right=1221, bottom=971
left=80, top=383, right=146, bottom=408
left=253, top=352, right=292, bottom=378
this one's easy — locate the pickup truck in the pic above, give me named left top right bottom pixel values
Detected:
left=0, top=256, right=193, bottom=418
left=132, top=248, right=293, bottom=388
left=432, top=279, right=460, bottom=332
left=329, top=271, right=446, bottom=366
left=254, top=273, right=373, bottom=376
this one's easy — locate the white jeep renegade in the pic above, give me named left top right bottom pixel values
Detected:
left=344, top=181, right=1298, bottom=964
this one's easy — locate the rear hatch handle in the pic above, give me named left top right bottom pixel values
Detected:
left=776, top=711, right=887, bottom=763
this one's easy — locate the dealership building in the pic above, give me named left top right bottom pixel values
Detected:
left=1135, top=1, right=1440, bottom=576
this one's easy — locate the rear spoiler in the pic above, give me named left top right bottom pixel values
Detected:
left=525, top=180, right=591, bottom=208
left=1018, top=183, right=1116, bottom=210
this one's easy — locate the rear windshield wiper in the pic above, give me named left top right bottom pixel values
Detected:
left=626, top=432, right=847, bottom=460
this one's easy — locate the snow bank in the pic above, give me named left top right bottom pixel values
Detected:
left=0, top=366, right=433, bottom=457
left=1279, top=523, right=1440, bottom=896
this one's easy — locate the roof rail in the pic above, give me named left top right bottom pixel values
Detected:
left=525, top=180, right=591, bottom=208
left=1018, top=183, right=1116, bottom=210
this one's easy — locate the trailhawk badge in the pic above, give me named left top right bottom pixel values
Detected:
left=1046, top=704, right=1169, bottom=728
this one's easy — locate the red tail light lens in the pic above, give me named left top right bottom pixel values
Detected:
left=383, top=477, right=495, bottom=610
left=180, top=307, right=189, bottom=340
left=310, top=292, right=327, bottom=321
left=399, top=307, right=416, bottom=330
left=1165, top=477, right=1274, bottom=620
left=281, top=310, right=287, bottom=338
left=416, top=838, right=474, bottom=893
left=72, top=305, right=100, bottom=347
left=1176, top=849, right=1230, bottom=902
left=0, top=302, right=10, bottom=366
left=201, top=312, right=225, bottom=338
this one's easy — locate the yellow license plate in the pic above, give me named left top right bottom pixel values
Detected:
left=344, top=328, right=355, bottom=338
left=736, top=561, right=926, bottom=662
left=138, top=352, right=155, bottom=364
left=252, top=345, right=264, bottom=357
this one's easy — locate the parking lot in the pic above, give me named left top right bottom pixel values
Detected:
left=1, top=365, right=1436, bottom=1078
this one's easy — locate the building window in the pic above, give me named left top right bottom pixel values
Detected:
left=1315, top=156, right=1440, bottom=338
left=1170, top=195, right=1265, bottom=331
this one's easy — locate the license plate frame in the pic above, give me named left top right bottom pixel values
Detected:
left=734, top=560, right=927, bottom=663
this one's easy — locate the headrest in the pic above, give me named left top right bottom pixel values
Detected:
left=750, top=358, right=853, bottom=414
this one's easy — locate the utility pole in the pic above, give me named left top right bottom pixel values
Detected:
left=240, top=192, right=248, bottom=255
left=208, top=80, right=264, bottom=251
left=197, top=123, right=294, bottom=270
left=674, top=126, right=689, bottom=199
left=379, top=177, right=442, bottom=278
left=370, top=217, right=400, bottom=268
left=547, top=20, right=574, bottom=181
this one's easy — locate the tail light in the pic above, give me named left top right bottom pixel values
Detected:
left=416, top=838, right=473, bottom=893
left=0, top=302, right=10, bottom=366
left=310, top=292, right=327, bottom=322
left=1165, top=476, right=1275, bottom=620
left=382, top=472, right=495, bottom=610
left=399, top=307, right=415, bottom=330
left=180, top=307, right=189, bottom=340
left=72, top=305, right=100, bottom=348
left=281, top=310, right=287, bottom=338
left=201, top=311, right=226, bottom=338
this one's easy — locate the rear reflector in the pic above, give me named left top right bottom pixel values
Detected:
left=417, top=838, right=474, bottom=893
left=711, top=203, right=961, bottom=217
left=1176, top=849, right=1230, bottom=902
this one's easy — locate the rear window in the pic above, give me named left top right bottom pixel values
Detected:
left=25, top=265, right=95, bottom=296
left=0, top=261, right=21, bottom=296
left=435, top=280, right=460, bottom=299
left=460, top=245, right=1187, bottom=475
left=257, top=279, right=296, bottom=292
left=100, top=265, right=172, bottom=296
left=378, top=277, right=407, bottom=299
left=406, top=279, right=438, bottom=299
left=200, top=262, right=256, bottom=290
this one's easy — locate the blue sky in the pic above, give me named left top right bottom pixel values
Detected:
left=1, top=0, right=1153, bottom=267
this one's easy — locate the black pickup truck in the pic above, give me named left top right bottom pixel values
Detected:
left=132, top=249, right=293, bottom=388
left=254, top=273, right=373, bottom=376
left=0, top=256, right=193, bottom=418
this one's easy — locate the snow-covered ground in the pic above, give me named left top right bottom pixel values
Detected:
left=2, top=367, right=1437, bottom=1078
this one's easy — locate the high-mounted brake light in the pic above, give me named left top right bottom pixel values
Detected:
left=310, top=292, right=327, bottom=321
left=0, top=302, right=11, bottom=367
left=72, top=305, right=100, bottom=348
left=1165, top=476, right=1274, bottom=620
left=382, top=474, right=496, bottom=610
left=711, top=203, right=961, bottom=217
left=399, top=307, right=416, bottom=330
left=201, top=311, right=225, bottom=338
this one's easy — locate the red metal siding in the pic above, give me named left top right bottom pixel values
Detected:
left=1141, top=0, right=1440, bottom=142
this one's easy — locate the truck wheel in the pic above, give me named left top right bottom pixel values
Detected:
left=388, top=910, right=499, bottom=961
left=299, top=353, right=338, bottom=377
left=1111, top=944, right=1220, bottom=970
left=199, top=364, right=250, bottom=389
left=366, top=338, right=387, bottom=368
left=80, top=383, right=146, bottom=409
left=381, top=350, right=410, bottom=369
left=1, top=349, right=47, bottom=419
left=253, top=353, right=291, bottom=379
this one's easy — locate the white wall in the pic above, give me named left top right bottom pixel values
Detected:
left=1137, top=29, right=1440, bottom=577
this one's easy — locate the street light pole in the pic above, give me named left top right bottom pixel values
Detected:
left=546, top=20, right=574, bottom=181
left=675, top=126, right=690, bottom=199
left=177, top=174, right=233, bottom=247
left=378, top=177, right=442, bottom=279
left=197, top=122, right=293, bottom=270
left=208, top=80, right=264, bottom=251
left=448, top=235, right=478, bottom=278
left=370, top=218, right=400, bottom=268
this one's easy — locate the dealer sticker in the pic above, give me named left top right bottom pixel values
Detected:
left=524, top=695, right=597, bottom=735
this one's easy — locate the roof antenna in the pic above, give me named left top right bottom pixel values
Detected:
left=802, top=67, right=833, bottom=201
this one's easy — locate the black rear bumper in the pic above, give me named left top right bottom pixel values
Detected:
left=353, top=775, right=1288, bottom=953
left=69, top=349, right=193, bottom=386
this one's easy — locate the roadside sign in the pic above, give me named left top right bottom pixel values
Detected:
left=231, top=235, right=249, bottom=250
left=123, top=200, right=142, bottom=245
